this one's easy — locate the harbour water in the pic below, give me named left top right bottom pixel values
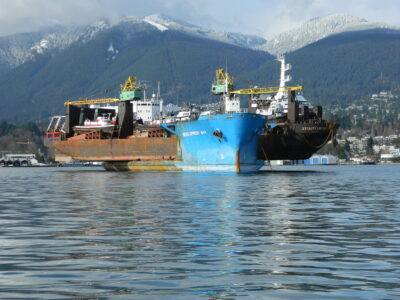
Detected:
left=0, top=165, right=399, bottom=299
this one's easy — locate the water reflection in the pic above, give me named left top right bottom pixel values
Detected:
left=0, top=166, right=399, bottom=299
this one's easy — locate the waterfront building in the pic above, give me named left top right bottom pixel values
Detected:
left=304, top=154, right=338, bottom=165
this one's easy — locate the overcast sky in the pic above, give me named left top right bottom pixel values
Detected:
left=0, top=0, right=399, bottom=38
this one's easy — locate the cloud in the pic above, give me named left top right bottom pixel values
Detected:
left=252, top=0, right=400, bottom=38
left=0, top=0, right=116, bottom=36
left=0, top=0, right=398, bottom=37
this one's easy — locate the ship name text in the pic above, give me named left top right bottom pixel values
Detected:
left=183, top=130, right=207, bottom=137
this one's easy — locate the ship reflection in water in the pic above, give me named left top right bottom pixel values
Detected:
left=0, top=165, right=399, bottom=299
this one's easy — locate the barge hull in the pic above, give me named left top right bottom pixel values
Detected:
left=258, top=122, right=336, bottom=160
left=52, top=136, right=179, bottom=162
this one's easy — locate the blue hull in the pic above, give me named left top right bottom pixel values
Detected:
left=162, top=113, right=267, bottom=172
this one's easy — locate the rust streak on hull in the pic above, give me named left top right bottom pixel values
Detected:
left=235, top=150, right=240, bottom=173
left=52, top=136, right=180, bottom=162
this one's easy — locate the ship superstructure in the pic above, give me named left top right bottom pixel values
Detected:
left=65, top=77, right=177, bottom=126
left=125, top=78, right=164, bottom=123
left=211, top=69, right=241, bottom=113
left=245, top=56, right=309, bottom=120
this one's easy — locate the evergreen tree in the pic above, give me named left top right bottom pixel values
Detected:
left=366, top=136, right=374, bottom=155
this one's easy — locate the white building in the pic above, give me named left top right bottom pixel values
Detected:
left=381, top=153, right=400, bottom=162
left=305, top=154, right=338, bottom=165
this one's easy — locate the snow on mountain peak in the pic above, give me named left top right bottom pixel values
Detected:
left=27, top=20, right=111, bottom=57
left=6, top=13, right=392, bottom=72
left=262, top=14, right=393, bottom=55
left=31, top=39, right=49, bottom=54
left=143, top=16, right=169, bottom=32
left=142, top=14, right=265, bottom=48
left=144, top=14, right=201, bottom=30
left=0, top=14, right=265, bottom=72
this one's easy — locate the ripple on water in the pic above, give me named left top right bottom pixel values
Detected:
left=0, top=165, right=399, bottom=299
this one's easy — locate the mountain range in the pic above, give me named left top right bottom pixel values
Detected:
left=0, top=13, right=399, bottom=122
left=262, top=14, right=394, bottom=55
left=0, top=14, right=267, bottom=75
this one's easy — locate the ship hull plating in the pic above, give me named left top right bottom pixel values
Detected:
left=162, top=113, right=267, bottom=172
left=52, top=136, right=179, bottom=162
left=258, top=122, right=337, bottom=160
left=53, top=113, right=268, bottom=173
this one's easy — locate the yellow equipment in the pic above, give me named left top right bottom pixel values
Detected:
left=231, top=86, right=303, bottom=95
left=64, top=76, right=141, bottom=106
left=64, top=98, right=120, bottom=106
left=215, top=69, right=233, bottom=85
left=16, top=140, right=32, bottom=145
left=120, top=76, right=137, bottom=92
left=211, top=69, right=234, bottom=94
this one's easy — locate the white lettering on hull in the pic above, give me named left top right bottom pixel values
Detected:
left=182, top=130, right=206, bottom=137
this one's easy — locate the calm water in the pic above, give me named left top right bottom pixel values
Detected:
left=0, top=165, right=399, bottom=299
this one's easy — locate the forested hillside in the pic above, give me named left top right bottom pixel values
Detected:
left=249, top=29, right=400, bottom=107
left=0, top=121, right=46, bottom=159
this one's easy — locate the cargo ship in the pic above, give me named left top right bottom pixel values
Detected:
left=257, top=90, right=338, bottom=161
left=46, top=59, right=337, bottom=172
left=49, top=72, right=268, bottom=172
left=241, top=56, right=338, bottom=161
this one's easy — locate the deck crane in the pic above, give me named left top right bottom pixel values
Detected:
left=63, top=76, right=143, bottom=106
left=230, top=86, right=303, bottom=95
left=211, top=69, right=234, bottom=95
left=64, top=98, right=120, bottom=106
left=210, top=68, right=302, bottom=96
left=16, top=140, right=32, bottom=145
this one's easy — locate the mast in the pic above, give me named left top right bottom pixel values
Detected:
left=225, top=71, right=229, bottom=95
left=158, top=81, right=163, bottom=118
left=276, top=55, right=292, bottom=99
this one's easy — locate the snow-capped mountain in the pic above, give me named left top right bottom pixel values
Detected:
left=262, top=14, right=394, bottom=55
left=30, top=20, right=110, bottom=54
left=0, top=29, right=58, bottom=71
left=0, top=13, right=395, bottom=74
left=0, top=14, right=266, bottom=73
left=0, top=21, right=111, bottom=73
left=143, top=14, right=266, bottom=48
